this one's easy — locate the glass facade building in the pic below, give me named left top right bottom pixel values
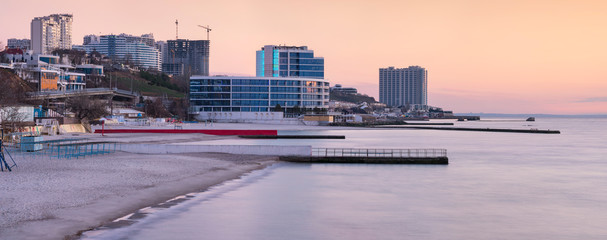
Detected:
left=74, top=34, right=161, bottom=70
left=379, top=66, right=428, bottom=109
left=256, top=45, right=324, bottom=79
left=190, top=76, right=330, bottom=115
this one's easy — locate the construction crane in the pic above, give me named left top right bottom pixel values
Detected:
left=175, top=19, right=179, bottom=39
left=197, top=25, right=212, bottom=41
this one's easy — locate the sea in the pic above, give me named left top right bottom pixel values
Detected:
left=83, top=117, right=607, bottom=240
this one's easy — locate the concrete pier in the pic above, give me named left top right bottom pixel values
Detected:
left=281, top=148, right=448, bottom=164
left=280, top=156, right=448, bottom=164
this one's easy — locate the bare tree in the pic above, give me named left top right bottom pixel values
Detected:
left=169, top=98, right=188, bottom=119
left=0, top=106, right=28, bottom=131
left=67, top=95, right=109, bottom=122
left=145, top=99, right=171, bottom=118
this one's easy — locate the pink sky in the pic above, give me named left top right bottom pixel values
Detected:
left=1, top=0, right=606, bottom=114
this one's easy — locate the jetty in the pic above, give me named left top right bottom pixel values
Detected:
left=375, top=126, right=560, bottom=134
left=281, top=148, right=448, bottom=164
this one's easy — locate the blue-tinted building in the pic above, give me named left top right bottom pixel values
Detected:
left=256, top=45, right=324, bottom=79
left=190, top=76, right=330, bottom=121
left=74, top=34, right=161, bottom=70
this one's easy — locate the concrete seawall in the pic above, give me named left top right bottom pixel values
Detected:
left=120, top=144, right=311, bottom=156
left=280, top=156, right=449, bottom=164
left=94, top=129, right=278, bottom=136
left=239, top=135, right=346, bottom=139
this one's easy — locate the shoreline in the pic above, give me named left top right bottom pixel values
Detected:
left=76, top=160, right=278, bottom=239
left=0, top=131, right=279, bottom=240
left=2, top=121, right=458, bottom=239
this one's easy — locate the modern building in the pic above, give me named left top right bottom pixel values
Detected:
left=7, top=38, right=31, bottom=50
left=189, top=76, right=330, bottom=121
left=31, top=14, right=73, bottom=54
left=330, top=84, right=358, bottom=94
left=256, top=45, right=324, bottom=79
left=10, top=54, right=85, bottom=91
left=379, top=66, right=428, bottom=109
left=74, top=34, right=161, bottom=70
left=82, top=35, right=100, bottom=45
left=121, top=33, right=155, bottom=47
left=162, top=39, right=209, bottom=76
left=154, top=41, right=168, bottom=65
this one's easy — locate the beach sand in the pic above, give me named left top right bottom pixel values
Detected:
left=0, top=131, right=278, bottom=240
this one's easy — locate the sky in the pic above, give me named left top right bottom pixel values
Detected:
left=1, top=0, right=606, bottom=114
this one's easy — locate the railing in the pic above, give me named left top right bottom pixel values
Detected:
left=10, top=138, right=119, bottom=159
left=51, top=142, right=119, bottom=159
left=27, top=88, right=139, bottom=98
left=312, top=148, right=447, bottom=158
left=1, top=140, right=18, bottom=172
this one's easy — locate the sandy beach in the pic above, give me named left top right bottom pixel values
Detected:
left=0, top=127, right=281, bottom=240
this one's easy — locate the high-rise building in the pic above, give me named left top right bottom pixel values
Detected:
left=379, top=66, right=428, bottom=109
left=255, top=45, right=324, bottom=79
left=162, top=39, right=209, bottom=76
left=74, top=34, right=161, bottom=70
left=7, top=38, right=31, bottom=50
left=120, top=33, right=155, bottom=47
left=83, top=35, right=100, bottom=45
left=30, top=14, right=73, bottom=54
left=154, top=41, right=168, bottom=72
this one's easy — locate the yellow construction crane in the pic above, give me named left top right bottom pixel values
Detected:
left=197, top=25, right=212, bottom=41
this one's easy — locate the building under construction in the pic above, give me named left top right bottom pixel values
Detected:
left=162, top=39, right=209, bottom=77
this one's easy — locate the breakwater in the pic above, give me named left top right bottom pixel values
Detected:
left=375, top=126, right=560, bottom=134
left=330, top=121, right=453, bottom=127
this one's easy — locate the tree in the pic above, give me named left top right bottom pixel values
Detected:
left=0, top=106, right=28, bottom=131
left=291, top=105, right=301, bottom=114
left=169, top=98, right=188, bottom=119
left=51, top=49, right=87, bottom=65
left=313, top=107, right=321, bottom=114
left=273, top=104, right=283, bottom=112
left=144, top=99, right=171, bottom=118
left=67, top=95, right=109, bottom=122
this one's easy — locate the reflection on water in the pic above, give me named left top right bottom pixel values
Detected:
left=85, top=118, right=607, bottom=240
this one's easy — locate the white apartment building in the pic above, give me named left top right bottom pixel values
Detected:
left=7, top=38, right=31, bottom=50
left=31, top=14, right=73, bottom=54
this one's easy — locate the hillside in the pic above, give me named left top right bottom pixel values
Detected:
left=110, top=71, right=185, bottom=98
left=330, top=91, right=377, bottom=104
left=0, top=68, right=31, bottom=105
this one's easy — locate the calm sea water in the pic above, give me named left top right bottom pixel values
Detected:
left=85, top=118, right=607, bottom=240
